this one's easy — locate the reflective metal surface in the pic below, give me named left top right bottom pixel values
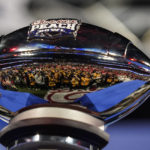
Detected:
left=8, top=135, right=98, bottom=150
left=0, top=106, right=108, bottom=149
left=0, top=18, right=149, bottom=125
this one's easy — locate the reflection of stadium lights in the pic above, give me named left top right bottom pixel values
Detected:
left=142, top=67, right=150, bottom=72
left=98, top=55, right=116, bottom=61
left=108, top=51, right=119, bottom=56
left=33, top=134, right=40, bottom=142
left=129, top=58, right=137, bottom=61
left=65, top=136, right=74, bottom=144
left=17, top=47, right=38, bottom=52
left=20, top=52, right=34, bottom=56
left=9, top=47, right=18, bottom=52
left=141, top=61, right=150, bottom=67
left=74, top=47, right=106, bottom=54
left=128, top=60, right=150, bottom=73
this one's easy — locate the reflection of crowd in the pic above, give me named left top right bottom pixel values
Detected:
left=0, top=63, right=145, bottom=91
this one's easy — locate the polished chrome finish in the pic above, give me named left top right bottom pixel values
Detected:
left=0, top=18, right=149, bottom=125
left=0, top=106, right=14, bottom=124
left=0, top=18, right=149, bottom=150
left=8, top=135, right=99, bottom=150
left=0, top=106, right=108, bottom=149
left=10, top=106, right=105, bottom=130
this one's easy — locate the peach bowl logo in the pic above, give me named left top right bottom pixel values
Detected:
left=28, top=19, right=81, bottom=40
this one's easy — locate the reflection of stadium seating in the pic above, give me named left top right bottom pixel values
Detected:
left=0, top=63, right=145, bottom=92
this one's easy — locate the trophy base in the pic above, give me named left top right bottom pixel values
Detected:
left=0, top=104, right=109, bottom=150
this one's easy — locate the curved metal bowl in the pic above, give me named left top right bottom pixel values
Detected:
left=0, top=19, right=149, bottom=125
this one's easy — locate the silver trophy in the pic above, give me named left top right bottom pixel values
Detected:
left=0, top=18, right=149, bottom=150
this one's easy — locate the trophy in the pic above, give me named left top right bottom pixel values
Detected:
left=0, top=18, right=149, bottom=150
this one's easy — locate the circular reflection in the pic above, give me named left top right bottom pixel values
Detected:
left=0, top=19, right=149, bottom=125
